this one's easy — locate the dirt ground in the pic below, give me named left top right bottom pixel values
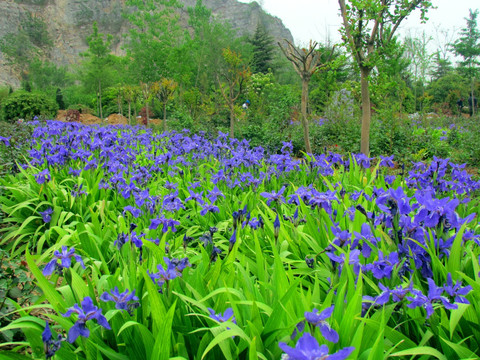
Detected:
left=56, top=111, right=163, bottom=127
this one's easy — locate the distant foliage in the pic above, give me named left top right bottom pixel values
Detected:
left=1, top=91, right=57, bottom=123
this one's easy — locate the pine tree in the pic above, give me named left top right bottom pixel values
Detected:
left=250, top=23, right=275, bottom=74
left=452, top=9, right=480, bottom=115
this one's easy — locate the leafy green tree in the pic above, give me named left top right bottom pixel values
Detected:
left=80, top=22, right=115, bottom=120
left=310, top=44, right=348, bottom=113
left=338, top=0, right=433, bottom=155
left=29, top=60, right=72, bottom=92
left=218, top=48, right=251, bottom=138
left=152, top=78, right=178, bottom=132
left=430, top=52, right=453, bottom=81
left=405, top=31, right=433, bottom=111
left=452, top=9, right=480, bottom=116
left=249, top=22, right=275, bottom=74
left=182, top=1, right=241, bottom=92
left=123, top=85, right=141, bottom=125
left=125, top=0, right=183, bottom=83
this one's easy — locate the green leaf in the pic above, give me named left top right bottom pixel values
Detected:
left=390, top=346, right=448, bottom=360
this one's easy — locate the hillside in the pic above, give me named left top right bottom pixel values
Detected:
left=0, top=0, right=293, bottom=87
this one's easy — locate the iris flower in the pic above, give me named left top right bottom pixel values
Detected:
left=62, top=296, right=111, bottom=343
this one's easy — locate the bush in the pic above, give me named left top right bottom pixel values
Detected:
left=1, top=91, right=57, bottom=122
left=0, top=121, right=33, bottom=177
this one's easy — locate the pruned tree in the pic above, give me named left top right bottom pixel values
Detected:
left=152, top=78, right=178, bottom=132
left=217, top=48, right=250, bottom=138
left=279, top=40, right=335, bottom=154
left=338, top=0, right=433, bottom=155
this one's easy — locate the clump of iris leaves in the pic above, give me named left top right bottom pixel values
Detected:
left=0, top=120, right=480, bottom=360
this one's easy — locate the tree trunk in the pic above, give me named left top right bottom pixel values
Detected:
left=128, top=102, right=131, bottom=125
left=163, top=102, right=167, bottom=132
left=146, top=102, right=150, bottom=128
left=472, top=77, right=475, bottom=117
left=229, top=101, right=235, bottom=138
left=301, top=79, right=312, bottom=154
left=360, top=67, right=371, bottom=155
left=99, top=80, right=103, bottom=121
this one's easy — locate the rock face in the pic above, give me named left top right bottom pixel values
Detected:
left=0, top=0, right=293, bottom=87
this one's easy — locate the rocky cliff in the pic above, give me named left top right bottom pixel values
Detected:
left=0, top=0, right=293, bottom=87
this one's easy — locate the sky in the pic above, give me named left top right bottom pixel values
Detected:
left=238, top=0, right=479, bottom=53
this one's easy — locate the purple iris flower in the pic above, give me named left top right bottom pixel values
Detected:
left=364, top=251, right=398, bottom=280
left=229, top=229, right=237, bottom=251
left=149, top=216, right=180, bottom=233
left=34, top=168, right=51, bottom=184
left=414, top=193, right=460, bottom=228
left=260, top=186, right=286, bottom=206
left=39, top=208, right=54, bottom=223
left=376, top=187, right=411, bottom=216
left=207, top=186, right=224, bottom=203
left=304, top=306, right=338, bottom=343
left=407, top=278, right=457, bottom=318
left=62, top=296, right=111, bottom=343
left=308, top=189, right=337, bottom=214
left=279, top=332, right=354, bottom=360
left=207, top=308, right=236, bottom=324
left=42, top=321, right=63, bottom=359
left=100, top=287, right=139, bottom=314
left=147, top=257, right=184, bottom=292
left=185, top=189, right=205, bottom=204
left=443, top=273, right=472, bottom=304
left=200, top=202, right=220, bottom=216
left=0, top=136, right=11, bottom=146
left=274, top=213, right=280, bottom=240
left=123, top=205, right=142, bottom=218
left=43, top=246, right=85, bottom=276
left=379, top=155, right=395, bottom=168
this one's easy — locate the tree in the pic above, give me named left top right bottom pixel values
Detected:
left=152, top=78, right=178, bottom=132
left=430, top=52, right=453, bottom=82
left=140, top=82, right=152, bottom=127
left=218, top=48, right=250, bottom=138
left=125, top=0, right=182, bottom=83
left=81, top=22, right=115, bottom=120
left=452, top=9, right=480, bottom=116
left=338, top=0, right=433, bottom=155
left=123, top=85, right=140, bottom=125
left=279, top=40, right=334, bottom=154
left=250, top=22, right=275, bottom=74
left=405, top=31, right=433, bottom=111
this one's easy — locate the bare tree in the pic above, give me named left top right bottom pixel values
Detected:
left=279, top=40, right=334, bottom=154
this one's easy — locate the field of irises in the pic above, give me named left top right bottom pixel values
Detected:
left=1, top=120, right=480, bottom=359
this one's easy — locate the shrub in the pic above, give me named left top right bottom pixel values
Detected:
left=1, top=91, right=57, bottom=123
left=0, top=121, right=33, bottom=177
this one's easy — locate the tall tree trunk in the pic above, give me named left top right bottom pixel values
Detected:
left=146, top=102, right=150, bottom=128
left=472, top=77, right=475, bottom=117
left=360, top=67, right=371, bottom=155
left=229, top=100, right=235, bottom=138
left=99, top=80, right=103, bottom=121
left=301, top=79, right=312, bottom=154
left=163, top=102, right=167, bottom=132
left=128, top=102, right=131, bottom=125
